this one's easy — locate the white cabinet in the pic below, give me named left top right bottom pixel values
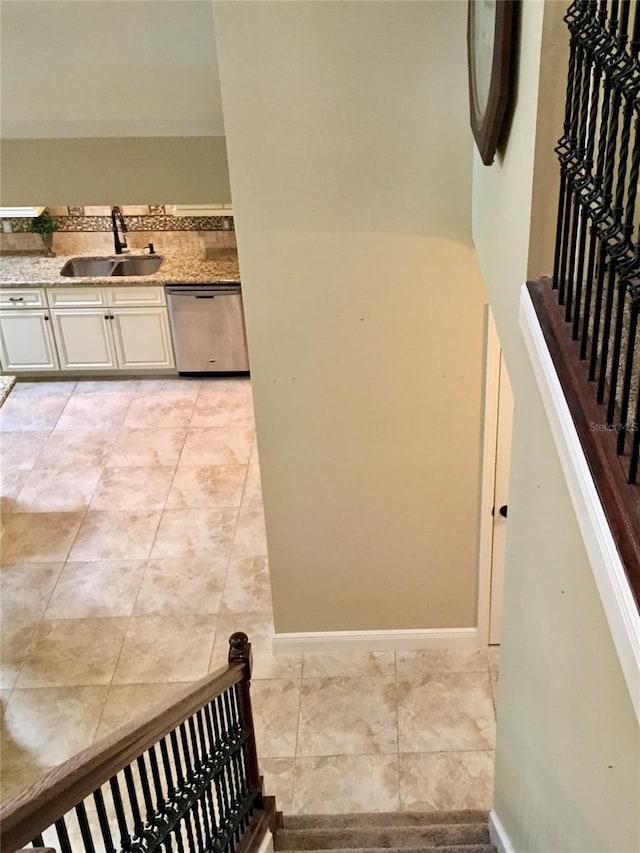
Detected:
left=51, top=309, right=117, bottom=370
left=47, top=286, right=175, bottom=372
left=0, top=288, right=59, bottom=372
left=0, top=309, right=59, bottom=371
left=111, top=308, right=174, bottom=369
left=0, top=285, right=176, bottom=375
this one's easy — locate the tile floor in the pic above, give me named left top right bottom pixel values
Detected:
left=0, top=377, right=498, bottom=814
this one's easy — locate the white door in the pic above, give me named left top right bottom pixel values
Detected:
left=478, top=308, right=514, bottom=646
left=111, top=308, right=175, bottom=369
left=52, top=309, right=117, bottom=370
left=0, top=310, right=59, bottom=371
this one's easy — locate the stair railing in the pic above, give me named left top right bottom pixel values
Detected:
left=0, top=632, right=278, bottom=853
left=529, top=0, right=640, bottom=606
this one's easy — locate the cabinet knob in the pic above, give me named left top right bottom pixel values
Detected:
left=44, top=315, right=49, bottom=321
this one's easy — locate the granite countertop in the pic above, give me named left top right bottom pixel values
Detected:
left=0, top=375, right=16, bottom=406
left=0, top=249, right=240, bottom=288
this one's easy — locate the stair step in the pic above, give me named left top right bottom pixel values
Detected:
left=274, top=823, right=490, bottom=850
left=282, top=811, right=489, bottom=831
left=279, top=847, right=496, bottom=853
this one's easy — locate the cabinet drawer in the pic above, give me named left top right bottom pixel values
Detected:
left=47, top=287, right=107, bottom=308
left=0, top=288, right=47, bottom=308
left=107, top=286, right=166, bottom=307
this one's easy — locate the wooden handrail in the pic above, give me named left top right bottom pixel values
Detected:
left=1, top=649, right=250, bottom=853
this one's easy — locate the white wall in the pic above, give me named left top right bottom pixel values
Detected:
left=215, top=0, right=488, bottom=633
left=0, top=0, right=230, bottom=204
left=473, top=3, right=640, bottom=850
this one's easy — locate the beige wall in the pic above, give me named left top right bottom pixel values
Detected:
left=0, top=0, right=230, bottom=204
left=215, top=0, right=488, bottom=632
left=472, top=3, right=640, bottom=850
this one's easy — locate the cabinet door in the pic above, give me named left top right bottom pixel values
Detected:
left=0, top=310, right=59, bottom=371
left=111, top=308, right=175, bottom=369
left=52, top=309, right=117, bottom=370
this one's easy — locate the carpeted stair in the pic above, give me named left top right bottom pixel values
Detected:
left=274, top=810, right=496, bottom=853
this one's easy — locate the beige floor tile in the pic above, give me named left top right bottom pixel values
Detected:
left=396, top=648, right=490, bottom=677
left=1, top=622, right=37, bottom=689
left=151, top=508, right=237, bottom=558
left=137, top=379, right=202, bottom=396
left=11, top=381, right=77, bottom=398
left=34, top=430, right=118, bottom=470
left=0, top=396, right=68, bottom=432
left=113, top=615, right=216, bottom=684
left=259, top=757, right=295, bottom=814
left=221, top=556, right=272, bottom=615
left=399, top=750, right=495, bottom=811
left=210, top=613, right=302, bottom=680
left=249, top=438, right=260, bottom=466
left=179, top=427, right=255, bottom=466
left=107, top=428, right=187, bottom=467
left=297, top=676, right=397, bottom=756
left=198, top=378, right=253, bottom=398
left=397, top=672, right=495, bottom=752
left=251, top=678, right=300, bottom=757
left=55, top=394, right=135, bottom=431
left=124, top=394, right=196, bottom=429
left=69, top=510, right=161, bottom=561
left=232, top=507, right=268, bottom=555
left=133, top=557, right=226, bottom=616
left=190, top=395, right=255, bottom=429
left=166, top=464, right=246, bottom=509
left=17, top=619, right=128, bottom=688
left=241, top=465, right=263, bottom=507
left=44, top=560, right=147, bottom=619
left=292, top=755, right=400, bottom=814
left=73, top=379, right=140, bottom=395
left=302, top=651, right=396, bottom=679
left=0, top=431, right=50, bottom=470
left=3, top=685, right=109, bottom=767
left=1, top=563, right=64, bottom=620
left=489, top=669, right=499, bottom=711
left=90, top=467, right=175, bottom=511
left=0, top=469, right=28, bottom=513
left=0, top=513, right=83, bottom=565
left=14, top=467, right=102, bottom=513
left=95, top=682, right=189, bottom=740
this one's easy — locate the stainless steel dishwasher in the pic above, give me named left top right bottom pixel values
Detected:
left=165, top=283, right=250, bottom=373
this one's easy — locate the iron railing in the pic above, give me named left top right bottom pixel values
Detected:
left=0, top=633, right=276, bottom=853
left=553, top=0, right=640, bottom=483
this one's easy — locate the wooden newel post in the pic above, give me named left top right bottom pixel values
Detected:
left=228, top=632, right=262, bottom=800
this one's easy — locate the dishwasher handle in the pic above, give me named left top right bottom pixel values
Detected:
left=166, top=287, right=240, bottom=298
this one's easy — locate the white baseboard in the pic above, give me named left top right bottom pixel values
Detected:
left=490, top=810, right=516, bottom=853
left=272, top=627, right=478, bottom=654
left=520, top=286, right=640, bottom=724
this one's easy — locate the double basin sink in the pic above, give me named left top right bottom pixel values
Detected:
left=60, top=256, right=163, bottom=278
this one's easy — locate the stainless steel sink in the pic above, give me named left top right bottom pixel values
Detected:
left=60, top=256, right=163, bottom=278
left=112, top=256, right=163, bottom=276
left=60, top=258, right=119, bottom=277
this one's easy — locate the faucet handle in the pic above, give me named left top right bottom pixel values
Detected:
left=147, top=242, right=156, bottom=255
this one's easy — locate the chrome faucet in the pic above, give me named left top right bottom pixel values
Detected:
left=110, top=206, right=129, bottom=254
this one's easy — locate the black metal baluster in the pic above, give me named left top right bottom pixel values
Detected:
left=186, top=715, right=214, bottom=853
left=616, top=295, right=639, bottom=455
left=110, top=774, right=133, bottom=853
left=148, top=745, right=173, bottom=853
left=54, top=817, right=74, bottom=853
left=222, top=688, right=243, bottom=839
left=179, top=721, right=206, bottom=853
left=123, top=764, right=145, bottom=845
left=75, top=800, right=97, bottom=853
left=93, top=787, right=117, bottom=853
left=170, top=729, right=196, bottom=853
left=231, top=682, right=251, bottom=830
left=203, top=700, right=228, bottom=839
left=32, top=835, right=46, bottom=848
left=627, top=357, right=640, bottom=483
left=160, top=737, right=184, bottom=853
left=207, top=698, right=232, bottom=826
left=196, top=708, right=220, bottom=836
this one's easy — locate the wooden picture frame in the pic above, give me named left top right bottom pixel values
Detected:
left=467, top=0, right=514, bottom=166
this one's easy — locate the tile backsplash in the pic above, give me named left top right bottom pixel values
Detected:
left=0, top=205, right=236, bottom=256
